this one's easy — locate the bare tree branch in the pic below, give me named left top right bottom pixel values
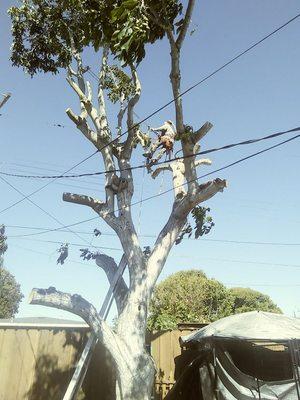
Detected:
left=123, top=65, right=141, bottom=158
left=63, top=192, right=119, bottom=231
left=152, top=157, right=212, bottom=199
left=29, top=287, right=105, bottom=336
left=66, top=71, right=103, bottom=138
left=195, top=158, right=212, bottom=167
left=176, top=0, right=196, bottom=49
left=193, top=121, right=213, bottom=143
left=117, top=93, right=127, bottom=138
left=95, top=253, right=128, bottom=315
left=0, top=93, right=11, bottom=110
left=97, top=46, right=110, bottom=135
left=147, top=177, right=226, bottom=288
left=152, top=161, right=186, bottom=199
left=147, top=211, right=186, bottom=290
left=29, top=287, right=129, bottom=364
left=63, top=192, right=104, bottom=209
left=66, top=108, right=98, bottom=147
left=176, top=178, right=227, bottom=217
left=151, top=165, right=172, bottom=179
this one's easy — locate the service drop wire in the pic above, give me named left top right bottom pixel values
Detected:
left=1, top=12, right=299, bottom=214
left=6, top=132, right=300, bottom=238
left=1, top=125, right=299, bottom=179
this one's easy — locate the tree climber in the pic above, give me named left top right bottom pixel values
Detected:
left=143, top=120, right=176, bottom=171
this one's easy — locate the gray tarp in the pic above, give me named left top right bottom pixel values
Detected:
left=182, top=311, right=300, bottom=344
left=199, top=348, right=298, bottom=399
left=179, top=312, right=300, bottom=399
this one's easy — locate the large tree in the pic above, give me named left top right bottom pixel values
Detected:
left=0, top=225, right=23, bottom=318
left=9, top=1, right=227, bottom=399
left=148, top=270, right=281, bottom=330
left=229, top=287, right=281, bottom=314
left=148, top=270, right=234, bottom=330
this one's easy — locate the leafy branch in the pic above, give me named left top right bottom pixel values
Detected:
left=175, top=206, right=215, bottom=244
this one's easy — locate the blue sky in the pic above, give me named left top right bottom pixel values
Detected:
left=0, top=0, right=300, bottom=321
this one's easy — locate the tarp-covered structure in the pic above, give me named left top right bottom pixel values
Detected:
left=166, top=311, right=300, bottom=400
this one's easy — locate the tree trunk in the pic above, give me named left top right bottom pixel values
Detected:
left=114, top=272, right=156, bottom=400
left=115, top=349, right=155, bottom=400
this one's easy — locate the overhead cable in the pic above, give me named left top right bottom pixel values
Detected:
left=1, top=12, right=299, bottom=212
left=0, top=150, right=98, bottom=214
left=9, top=241, right=300, bottom=271
left=0, top=174, right=95, bottom=246
left=0, top=126, right=299, bottom=179
left=8, top=236, right=122, bottom=251
left=6, top=227, right=300, bottom=246
left=5, top=132, right=300, bottom=238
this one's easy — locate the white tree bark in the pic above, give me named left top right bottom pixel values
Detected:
left=29, top=4, right=227, bottom=398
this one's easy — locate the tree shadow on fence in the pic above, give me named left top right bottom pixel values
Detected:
left=26, top=353, right=74, bottom=400
left=25, top=329, right=115, bottom=400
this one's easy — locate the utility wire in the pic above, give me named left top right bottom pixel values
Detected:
left=6, top=162, right=105, bottom=183
left=7, top=226, right=300, bottom=246
left=2, top=166, right=105, bottom=193
left=8, top=236, right=122, bottom=251
left=0, top=150, right=98, bottom=215
left=1, top=126, right=299, bottom=179
left=5, top=224, right=300, bottom=246
left=0, top=174, right=93, bottom=246
left=86, top=11, right=300, bottom=143
left=190, top=255, right=300, bottom=269
left=5, top=132, right=300, bottom=238
left=1, top=13, right=299, bottom=212
left=10, top=243, right=99, bottom=267
left=9, top=241, right=300, bottom=272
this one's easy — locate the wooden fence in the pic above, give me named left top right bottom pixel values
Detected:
left=150, top=324, right=206, bottom=399
left=0, top=321, right=115, bottom=400
left=0, top=321, right=202, bottom=399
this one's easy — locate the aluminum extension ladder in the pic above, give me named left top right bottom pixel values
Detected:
left=63, top=254, right=127, bottom=400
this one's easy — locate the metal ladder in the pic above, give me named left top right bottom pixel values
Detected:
left=63, top=254, right=127, bottom=400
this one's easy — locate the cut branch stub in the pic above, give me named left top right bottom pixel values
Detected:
left=63, top=192, right=103, bottom=210
left=193, top=121, right=213, bottom=143
left=29, top=287, right=101, bottom=330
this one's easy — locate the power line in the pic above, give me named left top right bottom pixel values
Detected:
left=1, top=126, right=299, bottom=179
left=9, top=243, right=100, bottom=266
left=1, top=12, right=299, bottom=212
left=189, top=255, right=300, bottom=269
left=6, top=225, right=300, bottom=247
left=0, top=174, right=93, bottom=246
left=8, top=236, right=122, bottom=251
left=6, top=162, right=105, bottom=183
left=86, top=11, right=300, bottom=141
left=9, top=241, right=300, bottom=271
left=1, top=166, right=105, bottom=193
left=11, top=242, right=300, bottom=283
left=0, top=150, right=99, bottom=215
left=5, top=132, right=300, bottom=238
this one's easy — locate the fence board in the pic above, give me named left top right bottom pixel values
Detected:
left=150, top=328, right=197, bottom=399
left=0, top=324, right=201, bottom=400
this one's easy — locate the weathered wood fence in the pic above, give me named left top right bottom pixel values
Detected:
left=0, top=320, right=202, bottom=399
left=0, top=320, right=115, bottom=400
left=150, top=323, right=205, bottom=399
